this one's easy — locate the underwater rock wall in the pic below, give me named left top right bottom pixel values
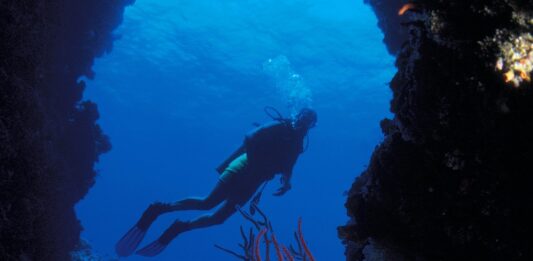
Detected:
left=363, top=0, right=409, bottom=55
left=0, top=0, right=132, bottom=260
left=342, top=1, right=533, bottom=260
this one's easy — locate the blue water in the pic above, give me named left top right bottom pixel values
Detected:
left=76, top=0, right=395, bottom=260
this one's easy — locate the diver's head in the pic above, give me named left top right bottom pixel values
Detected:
left=293, top=108, right=317, bottom=132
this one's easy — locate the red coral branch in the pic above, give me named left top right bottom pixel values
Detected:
left=281, top=245, right=294, bottom=261
left=265, top=235, right=270, bottom=261
left=271, top=233, right=283, bottom=261
left=255, top=228, right=268, bottom=261
left=217, top=203, right=316, bottom=261
left=298, top=217, right=315, bottom=261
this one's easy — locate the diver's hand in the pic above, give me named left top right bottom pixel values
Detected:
left=273, top=183, right=291, bottom=196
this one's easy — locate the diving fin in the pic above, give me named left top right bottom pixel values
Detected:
left=115, top=225, right=146, bottom=257
left=115, top=202, right=169, bottom=257
left=136, top=240, right=168, bottom=257
left=136, top=220, right=187, bottom=257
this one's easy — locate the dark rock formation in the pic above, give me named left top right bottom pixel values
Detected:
left=71, top=239, right=118, bottom=261
left=364, top=0, right=409, bottom=55
left=341, top=1, right=533, bottom=260
left=0, top=0, right=132, bottom=260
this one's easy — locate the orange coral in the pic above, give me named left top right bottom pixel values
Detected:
left=505, top=70, right=515, bottom=82
left=398, top=3, right=415, bottom=16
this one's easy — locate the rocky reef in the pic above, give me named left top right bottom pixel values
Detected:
left=0, top=0, right=132, bottom=260
left=341, top=1, right=533, bottom=260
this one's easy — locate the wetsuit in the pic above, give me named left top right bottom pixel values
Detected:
left=218, top=121, right=304, bottom=204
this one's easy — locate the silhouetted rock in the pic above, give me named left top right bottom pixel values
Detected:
left=342, top=1, right=533, bottom=260
left=364, top=0, right=409, bottom=55
left=0, top=0, right=132, bottom=260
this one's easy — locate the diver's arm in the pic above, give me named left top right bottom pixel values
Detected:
left=273, top=168, right=293, bottom=196
left=273, top=142, right=301, bottom=196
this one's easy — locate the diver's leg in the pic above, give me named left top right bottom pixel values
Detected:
left=136, top=201, right=238, bottom=257
left=165, top=181, right=229, bottom=211
left=115, top=181, right=228, bottom=257
left=136, top=179, right=263, bottom=257
left=137, top=180, right=228, bottom=228
left=181, top=200, right=237, bottom=230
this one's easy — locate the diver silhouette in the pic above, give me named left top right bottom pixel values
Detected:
left=115, top=108, right=317, bottom=257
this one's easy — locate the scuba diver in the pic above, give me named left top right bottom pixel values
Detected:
left=115, top=107, right=317, bottom=257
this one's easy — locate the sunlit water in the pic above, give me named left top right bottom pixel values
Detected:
left=76, top=0, right=395, bottom=260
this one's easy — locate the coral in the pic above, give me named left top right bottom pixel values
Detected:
left=281, top=245, right=294, bottom=261
left=398, top=3, right=415, bottom=16
left=254, top=228, right=269, bottom=261
left=341, top=0, right=533, bottom=260
left=495, top=32, right=533, bottom=87
left=271, top=233, right=283, bottom=261
left=297, top=218, right=315, bottom=261
left=215, top=203, right=315, bottom=261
